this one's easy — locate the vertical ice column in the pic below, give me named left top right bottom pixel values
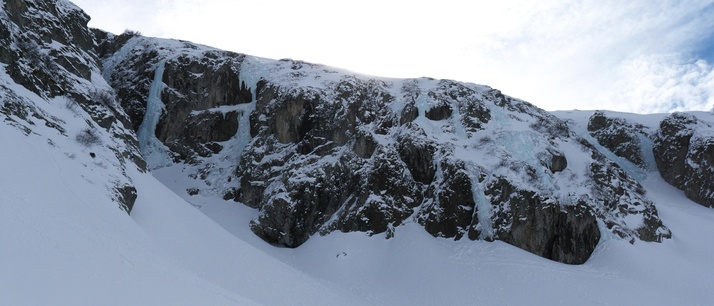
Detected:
left=232, top=103, right=256, bottom=160
left=470, top=170, right=493, bottom=239
left=137, top=59, right=173, bottom=170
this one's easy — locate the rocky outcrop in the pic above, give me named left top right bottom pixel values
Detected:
left=587, top=111, right=649, bottom=168
left=548, top=152, right=568, bottom=173
left=91, top=7, right=670, bottom=264
left=425, top=102, right=452, bottom=121
left=654, top=113, right=714, bottom=207
left=2, top=0, right=94, bottom=98
left=228, top=63, right=669, bottom=264
left=100, top=36, right=253, bottom=164
left=1, top=0, right=144, bottom=213
left=155, top=53, right=251, bottom=162
left=417, top=158, right=478, bottom=241
left=486, top=178, right=600, bottom=264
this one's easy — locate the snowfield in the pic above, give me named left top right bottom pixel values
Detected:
left=0, top=122, right=253, bottom=305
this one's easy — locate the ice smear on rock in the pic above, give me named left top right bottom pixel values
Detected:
left=137, top=59, right=173, bottom=169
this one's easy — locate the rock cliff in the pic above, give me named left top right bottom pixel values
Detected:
left=654, top=112, right=714, bottom=208
left=98, top=33, right=672, bottom=264
left=6, top=0, right=702, bottom=265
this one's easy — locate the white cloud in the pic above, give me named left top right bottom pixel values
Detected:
left=613, top=55, right=714, bottom=113
left=72, top=0, right=714, bottom=113
left=450, top=0, right=714, bottom=113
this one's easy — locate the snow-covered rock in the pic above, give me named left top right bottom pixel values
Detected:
left=233, top=60, right=671, bottom=265
left=97, top=33, right=671, bottom=263
left=654, top=112, right=714, bottom=207
left=587, top=110, right=650, bottom=169
left=0, top=0, right=143, bottom=213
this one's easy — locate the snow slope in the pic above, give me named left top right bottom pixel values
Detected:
left=156, top=151, right=714, bottom=305
left=157, top=109, right=714, bottom=304
left=0, top=87, right=363, bottom=305
left=0, top=113, right=251, bottom=305
left=132, top=168, right=364, bottom=305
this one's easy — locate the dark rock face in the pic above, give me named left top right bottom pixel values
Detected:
left=587, top=111, right=648, bottom=168
left=654, top=113, right=714, bottom=207
left=654, top=113, right=697, bottom=187
left=549, top=153, right=568, bottom=173
left=417, top=158, right=477, bottom=240
left=425, top=102, right=452, bottom=120
left=487, top=178, right=600, bottom=264
left=240, top=77, right=421, bottom=247
left=2, top=0, right=94, bottom=98
left=101, top=38, right=252, bottom=164
left=552, top=203, right=601, bottom=264
left=399, top=100, right=418, bottom=125
left=156, top=53, right=251, bottom=154
left=228, top=65, right=669, bottom=264
left=115, top=185, right=138, bottom=213
left=397, top=133, right=436, bottom=184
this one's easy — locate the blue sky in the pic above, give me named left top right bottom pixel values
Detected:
left=73, top=0, right=714, bottom=113
left=691, top=3, right=714, bottom=60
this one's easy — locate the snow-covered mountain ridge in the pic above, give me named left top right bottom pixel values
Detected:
left=2, top=0, right=714, bottom=304
left=97, top=26, right=679, bottom=265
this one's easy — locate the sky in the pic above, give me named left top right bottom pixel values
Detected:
left=72, top=0, right=714, bottom=113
